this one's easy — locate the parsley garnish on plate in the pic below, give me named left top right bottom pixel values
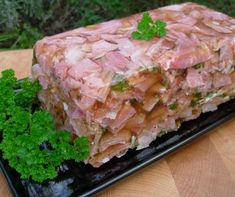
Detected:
left=132, top=12, right=167, bottom=41
left=0, top=69, right=89, bottom=182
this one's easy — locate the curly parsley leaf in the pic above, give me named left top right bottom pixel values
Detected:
left=15, top=78, right=41, bottom=109
left=0, top=69, right=90, bottom=182
left=132, top=12, right=167, bottom=41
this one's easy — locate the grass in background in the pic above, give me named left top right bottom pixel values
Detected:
left=0, top=0, right=234, bottom=49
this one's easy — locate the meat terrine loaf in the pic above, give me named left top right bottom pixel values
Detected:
left=32, top=2, right=235, bottom=167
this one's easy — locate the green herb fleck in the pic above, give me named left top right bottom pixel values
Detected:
left=206, top=91, right=214, bottom=98
left=194, top=63, right=203, bottom=69
left=130, top=136, right=138, bottom=148
left=192, top=92, right=202, bottom=100
left=221, top=93, right=227, bottom=98
left=161, top=79, right=169, bottom=88
left=230, top=95, right=235, bottom=99
left=191, top=100, right=198, bottom=107
left=191, top=91, right=202, bottom=107
left=152, top=65, right=159, bottom=73
left=169, top=102, right=178, bottom=110
left=131, top=12, right=167, bottom=41
left=111, top=80, right=129, bottom=91
left=101, top=127, right=108, bottom=134
left=152, top=66, right=157, bottom=72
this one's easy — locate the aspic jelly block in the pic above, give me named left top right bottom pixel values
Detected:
left=32, top=3, right=235, bottom=167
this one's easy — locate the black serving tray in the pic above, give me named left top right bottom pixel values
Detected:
left=1, top=98, right=235, bottom=197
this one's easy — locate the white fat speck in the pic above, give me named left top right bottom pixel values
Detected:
left=111, top=73, right=125, bottom=85
left=81, top=43, right=92, bottom=52
left=204, top=92, right=222, bottom=103
left=230, top=89, right=235, bottom=95
left=52, top=56, right=60, bottom=64
left=116, top=149, right=128, bottom=158
left=202, top=103, right=218, bottom=113
left=65, top=47, right=85, bottom=65
left=212, top=21, right=220, bottom=25
left=102, top=157, right=110, bottom=163
left=165, top=60, right=172, bottom=70
left=223, top=96, right=230, bottom=102
left=130, top=136, right=137, bottom=148
left=118, top=26, right=135, bottom=31
left=63, top=102, right=68, bottom=111
left=159, top=87, right=167, bottom=93
left=106, top=111, right=118, bottom=119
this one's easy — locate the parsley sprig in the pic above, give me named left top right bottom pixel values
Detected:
left=132, top=12, right=167, bottom=41
left=0, top=69, right=89, bottom=182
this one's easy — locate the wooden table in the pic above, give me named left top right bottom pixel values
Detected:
left=1, top=50, right=235, bottom=197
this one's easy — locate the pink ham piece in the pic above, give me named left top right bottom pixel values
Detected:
left=99, top=129, right=132, bottom=152
left=102, top=51, right=130, bottom=71
left=186, top=69, right=205, bottom=88
left=167, top=23, right=194, bottom=33
left=32, top=64, right=49, bottom=89
left=109, top=102, right=136, bottom=133
left=219, top=39, right=234, bottom=62
left=203, top=20, right=232, bottom=34
left=124, top=113, right=146, bottom=134
left=76, top=95, right=96, bottom=111
left=213, top=73, right=232, bottom=88
left=159, top=44, right=211, bottom=70
left=92, top=40, right=118, bottom=59
left=201, top=10, right=229, bottom=21
left=117, top=38, right=136, bottom=57
left=68, top=58, right=101, bottom=80
left=177, top=16, right=197, bottom=25
left=89, top=144, right=129, bottom=167
left=54, top=61, right=69, bottom=80
left=79, top=20, right=123, bottom=35
left=32, top=2, right=235, bottom=167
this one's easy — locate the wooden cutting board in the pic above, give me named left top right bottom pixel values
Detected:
left=1, top=50, right=235, bottom=197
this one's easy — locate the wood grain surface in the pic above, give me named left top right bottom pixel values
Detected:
left=1, top=50, right=235, bottom=197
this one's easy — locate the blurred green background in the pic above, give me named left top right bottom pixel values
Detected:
left=0, top=0, right=234, bottom=50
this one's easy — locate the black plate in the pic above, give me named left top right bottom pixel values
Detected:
left=1, top=98, right=235, bottom=197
